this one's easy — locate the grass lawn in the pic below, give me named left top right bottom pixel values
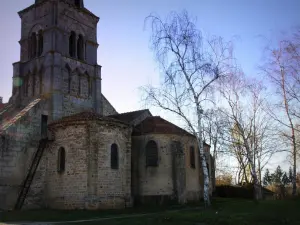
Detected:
left=1, top=198, right=300, bottom=225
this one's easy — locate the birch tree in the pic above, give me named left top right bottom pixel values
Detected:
left=202, top=108, right=227, bottom=177
left=219, top=72, right=281, bottom=200
left=261, top=28, right=300, bottom=196
left=142, top=10, right=234, bottom=207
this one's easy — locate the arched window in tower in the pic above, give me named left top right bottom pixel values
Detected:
left=38, top=30, right=43, bottom=56
left=77, top=35, right=84, bottom=60
left=146, top=140, right=158, bottom=167
left=31, top=32, right=37, bottom=58
left=111, top=143, right=119, bottom=169
left=57, top=147, right=66, bottom=173
left=69, top=31, right=76, bottom=58
left=190, top=146, right=196, bottom=169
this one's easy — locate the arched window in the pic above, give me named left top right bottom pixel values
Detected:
left=77, top=35, right=84, bottom=60
left=190, top=146, right=195, bottom=169
left=38, top=30, right=43, bottom=56
left=31, top=32, right=37, bottom=58
left=57, top=147, right=66, bottom=173
left=146, top=140, right=158, bottom=167
left=69, top=31, right=76, bottom=57
left=111, top=143, right=119, bottom=169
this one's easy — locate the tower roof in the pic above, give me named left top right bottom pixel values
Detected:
left=35, top=0, right=84, bottom=7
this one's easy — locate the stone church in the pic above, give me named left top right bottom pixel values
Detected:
left=0, top=0, right=215, bottom=210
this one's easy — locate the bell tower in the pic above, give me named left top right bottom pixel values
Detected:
left=11, top=0, right=102, bottom=120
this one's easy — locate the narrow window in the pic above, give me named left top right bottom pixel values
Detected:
left=75, top=0, right=81, bottom=7
left=38, top=30, right=43, bottom=56
left=146, top=140, right=158, bottom=167
left=190, top=146, right=195, bottom=169
left=31, top=33, right=37, bottom=58
left=69, top=31, right=76, bottom=57
left=41, top=114, right=48, bottom=138
left=57, top=147, right=66, bottom=173
left=77, top=35, right=84, bottom=60
left=111, top=143, right=119, bottom=169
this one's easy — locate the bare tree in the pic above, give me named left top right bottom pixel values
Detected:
left=142, top=10, right=234, bottom=207
left=202, top=108, right=227, bottom=175
left=261, top=28, right=300, bottom=196
left=218, top=72, right=282, bottom=200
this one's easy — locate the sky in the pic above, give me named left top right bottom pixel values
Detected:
left=0, top=0, right=299, bottom=173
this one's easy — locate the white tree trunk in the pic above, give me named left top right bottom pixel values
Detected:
left=197, top=106, right=211, bottom=207
left=242, top=131, right=262, bottom=200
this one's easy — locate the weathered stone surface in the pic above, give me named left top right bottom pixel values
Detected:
left=43, top=117, right=132, bottom=210
left=131, top=133, right=203, bottom=205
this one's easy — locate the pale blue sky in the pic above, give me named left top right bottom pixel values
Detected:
left=0, top=0, right=299, bottom=172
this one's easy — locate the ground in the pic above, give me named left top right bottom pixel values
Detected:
left=1, top=198, right=299, bottom=225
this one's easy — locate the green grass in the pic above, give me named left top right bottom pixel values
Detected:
left=1, top=198, right=300, bottom=225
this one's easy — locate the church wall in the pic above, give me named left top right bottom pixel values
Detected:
left=0, top=100, right=48, bottom=210
left=44, top=120, right=132, bottom=210
left=184, top=138, right=202, bottom=202
left=102, top=95, right=118, bottom=116
left=131, top=134, right=203, bottom=205
left=45, top=123, right=88, bottom=209
left=88, top=121, right=132, bottom=209
left=132, top=134, right=174, bottom=200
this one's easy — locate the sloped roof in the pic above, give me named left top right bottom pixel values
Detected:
left=0, top=98, right=41, bottom=134
left=49, top=111, right=128, bottom=127
left=132, top=116, right=195, bottom=137
left=0, top=103, right=6, bottom=111
left=109, top=109, right=151, bottom=124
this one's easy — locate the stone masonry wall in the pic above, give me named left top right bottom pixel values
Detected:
left=131, top=134, right=202, bottom=205
left=44, top=119, right=132, bottom=210
left=0, top=100, right=48, bottom=210
left=45, top=123, right=88, bottom=209
left=184, top=138, right=202, bottom=202
left=89, top=121, right=131, bottom=209
left=132, top=134, right=174, bottom=199
left=102, top=95, right=118, bottom=116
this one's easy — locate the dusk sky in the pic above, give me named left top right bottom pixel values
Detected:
left=0, top=0, right=299, bottom=172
